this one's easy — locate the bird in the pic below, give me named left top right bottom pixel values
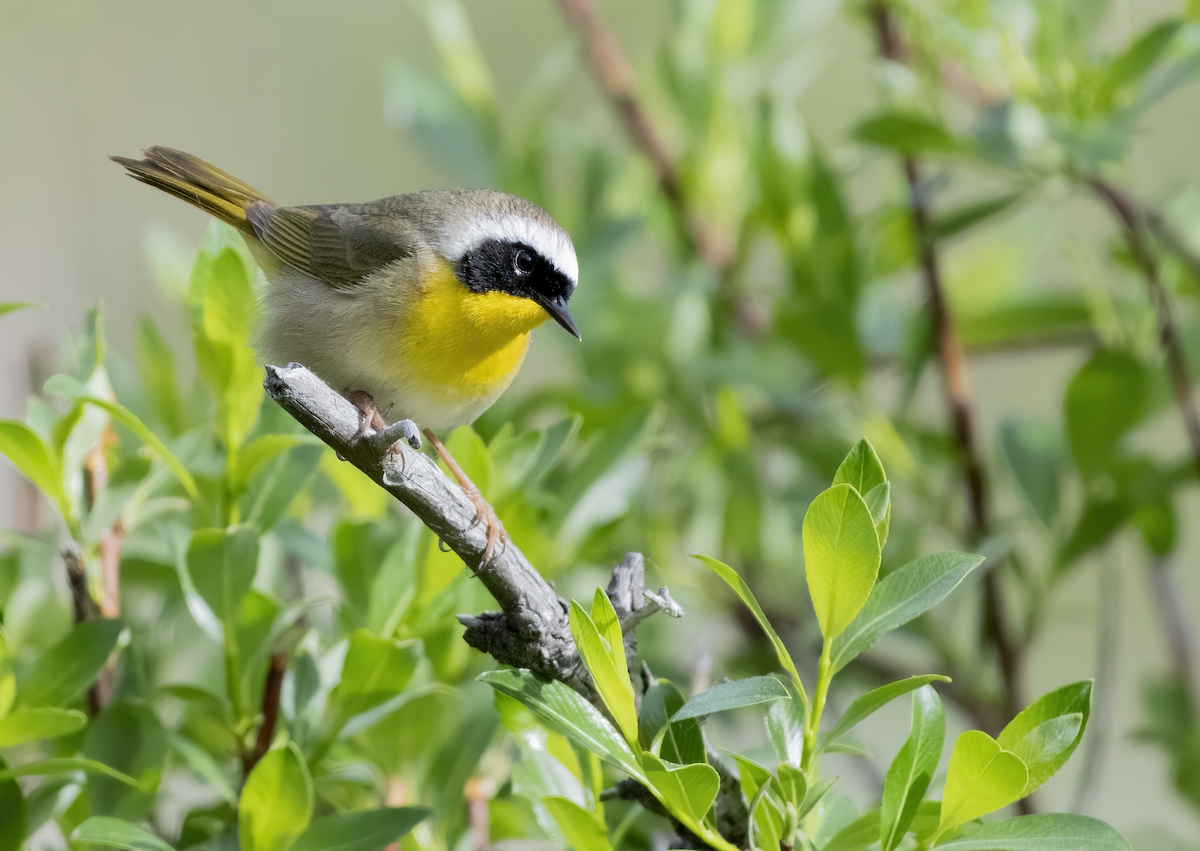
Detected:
left=112, top=146, right=580, bottom=564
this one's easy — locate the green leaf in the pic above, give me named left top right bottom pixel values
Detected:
left=936, top=730, right=1028, bottom=840
left=0, top=301, right=45, bottom=319
left=84, top=703, right=167, bottom=820
left=864, top=481, right=891, bottom=550
left=639, top=679, right=705, bottom=765
left=830, top=552, right=985, bottom=673
left=43, top=374, right=199, bottom=498
left=854, top=113, right=965, bottom=155
left=822, top=675, right=948, bottom=755
left=170, top=736, right=237, bottom=805
left=1101, top=20, right=1183, bottom=107
left=798, top=775, right=838, bottom=820
left=802, top=483, right=881, bottom=640
left=997, top=681, right=1091, bottom=796
left=732, top=755, right=784, bottom=851
left=671, top=676, right=790, bottom=721
left=289, top=807, right=430, bottom=851
left=694, top=555, right=809, bottom=720
left=187, top=526, right=258, bottom=623
left=1000, top=419, right=1064, bottom=527
left=822, top=808, right=880, bottom=851
left=0, top=707, right=87, bottom=747
left=0, top=419, right=74, bottom=537
left=479, top=669, right=639, bottom=775
left=881, top=686, right=944, bottom=851
left=590, top=587, right=626, bottom=680
left=777, top=762, right=806, bottom=807
left=330, top=629, right=423, bottom=728
left=931, top=193, right=1026, bottom=241
left=0, top=758, right=145, bottom=788
left=239, top=743, right=313, bottom=851
left=765, top=693, right=804, bottom=766
left=0, top=755, right=25, bottom=851
left=232, top=434, right=322, bottom=494
left=956, top=294, right=1093, bottom=350
left=71, top=817, right=175, bottom=851
left=640, top=752, right=720, bottom=825
left=832, top=438, right=887, bottom=495
left=934, top=813, right=1131, bottom=850
left=541, top=797, right=613, bottom=851
left=17, top=618, right=123, bottom=708
left=569, top=600, right=638, bottom=746
left=136, top=316, right=185, bottom=435
left=1064, top=349, right=1147, bottom=477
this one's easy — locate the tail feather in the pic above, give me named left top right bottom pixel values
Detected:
left=111, top=146, right=273, bottom=235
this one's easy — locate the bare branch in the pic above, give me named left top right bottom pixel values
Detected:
left=1090, top=178, right=1200, bottom=484
left=869, top=1, right=1022, bottom=727
left=554, top=0, right=732, bottom=271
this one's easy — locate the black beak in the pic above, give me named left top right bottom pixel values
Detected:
left=538, top=294, right=581, bottom=340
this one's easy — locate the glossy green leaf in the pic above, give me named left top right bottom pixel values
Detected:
left=881, top=686, right=944, bottom=851
left=71, top=817, right=175, bottom=851
left=0, top=419, right=74, bottom=536
left=822, top=675, right=948, bottom=754
left=671, top=676, right=789, bottom=722
left=330, top=629, right=423, bottom=727
left=289, top=807, right=430, bottom=851
left=1064, top=349, right=1147, bottom=477
left=694, top=555, right=809, bottom=720
left=822, top=808, right=880, bottom=851
left=864, top=481, right=891, bottom=550
left=936, top=730, right=1028, bottom=840
left=84, top=703, right=167, bottom=820
left=239, top=742, right=313, bottom=851
left=777, top=762, right=806, bottom=807
left=541, top=797, right=613, bottom=851
left=802, top=483, right=881, bottom=640
left=0, top=755, right=24, bottom=851
left=590, top=587, right=627, bottom=681
left=765, top=689, right=805, bottom=766
left=43, top=374, right=198, bottom=498
left=935, top=813, right=1131, bottom=850
left=830, top=552, right=985, bottom=673
left=479, top=669, right=639, bottom=774
left=639, top=678, right=705, bottom=765
left=569, top=599, right=638, bottom=746
left=998, top=681, right=1091, bottom=796
left=854, top=113, right=965, bottom=155
left=17, top=618, right=123, bottom=708
left=1001, top=419, right=1064, bottom=527
left=732, top=755, right=784, bottom=851
left=832, top=438, right=887, bottom=495
left=798, top=775, right=838, bottom=820
left=187, top=526, right=258, bottom=623
left=0, top=707, right=87, bottom=747
left=640, top=752, right=720, bottom=825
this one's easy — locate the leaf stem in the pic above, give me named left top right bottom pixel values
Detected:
left=802, top=639, right=834, bottom=774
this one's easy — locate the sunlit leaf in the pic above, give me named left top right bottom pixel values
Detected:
left=802, top=484, right=881, bottom=640
left=239, top=743, right=313, bottom=851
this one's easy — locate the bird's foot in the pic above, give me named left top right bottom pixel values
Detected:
left=347, top=391, right=421, bottom=453
left=423, top=428, right=508, bottom=566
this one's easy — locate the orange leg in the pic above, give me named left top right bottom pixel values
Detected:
left=423, top=428, right=507, bottom=566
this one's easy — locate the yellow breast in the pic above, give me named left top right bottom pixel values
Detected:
left=397, top=259, right=550, bottom=398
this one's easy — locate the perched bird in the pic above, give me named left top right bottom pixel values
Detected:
left=112, top=146, right=580, bottom=563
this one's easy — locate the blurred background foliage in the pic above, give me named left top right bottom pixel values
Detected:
left=2, top=0, right=1200, bottom=848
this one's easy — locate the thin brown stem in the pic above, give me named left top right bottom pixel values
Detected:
left=554, top=0, right=732, bottom=271
left=244, top=651, right=287, bottom=776
left=1090, top=177, right=1200, bottom=483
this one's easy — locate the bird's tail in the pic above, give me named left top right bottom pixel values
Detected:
left=110, top=146, right=273, bottom=235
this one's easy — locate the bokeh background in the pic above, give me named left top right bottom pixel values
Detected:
left=2, top=0, right=1199, bottom=847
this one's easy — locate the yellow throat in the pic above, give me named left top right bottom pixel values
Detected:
left=398, top=259, right=550, bottom=397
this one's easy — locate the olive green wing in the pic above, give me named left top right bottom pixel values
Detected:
left=245, top=200, right=419, bottom=289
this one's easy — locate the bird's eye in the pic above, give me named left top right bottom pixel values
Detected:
left=513, top=249, right=536, bottom=276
